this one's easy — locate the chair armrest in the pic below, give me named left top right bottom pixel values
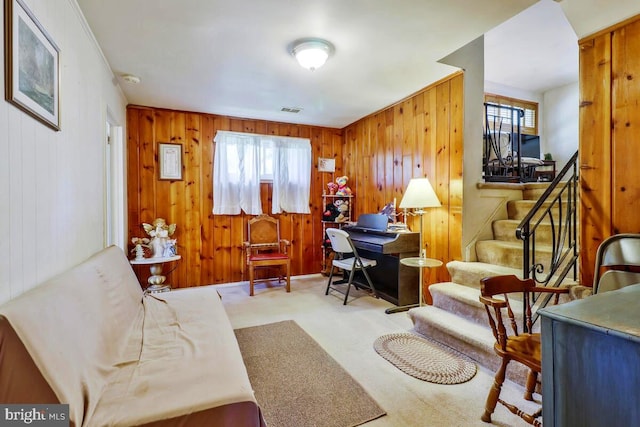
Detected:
left=279, top=239, right=290, bottom=254
left=531, top=286, right=570, bottom=294
left=479, top=295, right=507, bottom=308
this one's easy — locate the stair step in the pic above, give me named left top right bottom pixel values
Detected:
left=522, top=182, right=569, bottom=200
left=408, top=305, right=531, bottom=387
left=492, top=219, right=555, bottom=244
left=429, top=282, right=486, bottom=328
left=507, top=199, right=563, bottom=221
left=476, top=240, right=556, bottom=270
left=447, top=260, right=580, bottom=292
left=447, top=260, right=520, bottom=288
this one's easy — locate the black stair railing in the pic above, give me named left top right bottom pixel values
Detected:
left=516, top=151, right=579, bottom=329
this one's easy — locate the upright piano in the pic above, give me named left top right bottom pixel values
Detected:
left=342, top=214, right=420, bottom=307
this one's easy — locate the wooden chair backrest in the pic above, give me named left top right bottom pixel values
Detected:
left=247, top=214, right=281, bottom=251
left=480, top=275, right=536, bottom=351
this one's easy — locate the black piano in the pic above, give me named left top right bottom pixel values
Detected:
left=342, top=214, right=420, bottom=308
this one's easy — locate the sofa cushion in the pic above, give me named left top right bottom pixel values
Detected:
left=89, top=287, right=259, bottom=426
left=0, top=245, right=144, bottom=425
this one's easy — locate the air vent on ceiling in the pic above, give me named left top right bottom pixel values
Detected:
left=281, top=107, right=302, bottom=113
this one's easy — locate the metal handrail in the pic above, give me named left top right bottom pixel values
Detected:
left=516, top=151, right=579, bottom=329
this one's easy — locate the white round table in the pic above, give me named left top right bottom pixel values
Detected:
left=385, top=257, right=443, bottom=314
left=130, top=255, right=181, bottom=293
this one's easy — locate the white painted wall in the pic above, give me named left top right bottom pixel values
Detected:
left=0, top=0, right=127, bottom=304
left=542, top=82, right=579, bottom=169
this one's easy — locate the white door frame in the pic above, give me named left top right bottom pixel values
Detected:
left=105, top=109, right=126, bottom=250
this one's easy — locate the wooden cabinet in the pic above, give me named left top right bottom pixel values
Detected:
left=540, top=285, right=640, bottom=426
left=321, top=194, right=353, bottom=274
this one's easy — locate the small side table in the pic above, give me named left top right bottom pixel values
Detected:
left=130, top=255, right=181, bottom=294
left=385, top=257, right=443, bottom=314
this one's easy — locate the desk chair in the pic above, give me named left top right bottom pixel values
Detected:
left=479, top=275, right=569, bottom=426
left=325, top=228, right=378, bottom=305
left=243, top=214, right=290, bottom=296
left=593, top=233, right=640, bottom=294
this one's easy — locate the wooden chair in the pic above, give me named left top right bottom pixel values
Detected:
left=325, top=228, right=378, bottom=305
left=243, top=214, right=290, bottom=296
left=479, top=275, right=569, bottom=426
left=593, top=233, right=640, bottom=294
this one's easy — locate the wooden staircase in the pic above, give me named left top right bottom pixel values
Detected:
left=408, top=182, right=578, bottom=386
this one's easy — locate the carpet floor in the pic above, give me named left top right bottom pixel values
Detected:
left=235, top=320, right=386, bottom=427
left=220, top=274, right=540, bottom=426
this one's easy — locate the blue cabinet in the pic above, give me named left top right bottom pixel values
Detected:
left=540, top=284, right=640, bottom=427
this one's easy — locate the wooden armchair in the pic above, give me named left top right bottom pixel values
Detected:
left=479, top=275, right=569, bottom=426
left=243, top=214, right=291, bottom=296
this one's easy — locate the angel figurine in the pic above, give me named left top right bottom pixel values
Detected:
left=142, top=218, right=177, bottom=258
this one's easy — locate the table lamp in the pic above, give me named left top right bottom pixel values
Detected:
left=399, top=177, right=441, bottom=258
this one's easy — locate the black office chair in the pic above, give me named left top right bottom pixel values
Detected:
left=325, top=228, right=378, bottom=305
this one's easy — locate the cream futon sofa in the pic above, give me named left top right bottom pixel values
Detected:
left=0, top=246, right=265, bottom=427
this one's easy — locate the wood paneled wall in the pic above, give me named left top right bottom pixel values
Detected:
left=343, top=73, right=464, bottom=301
left=579, top=15, right=640, bottom=286
left=127, top=71, right=464, bottom=293
left=127, top=106, right=343, bottom=288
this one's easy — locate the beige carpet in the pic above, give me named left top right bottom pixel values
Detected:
left=220, top=274, right=540, bottom=426
left=235, top=320, right=386, bottom=427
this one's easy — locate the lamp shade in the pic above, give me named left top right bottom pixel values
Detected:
left=399, top=178, right=441, bottom=209
left=291, top=39, right=332, bottom=71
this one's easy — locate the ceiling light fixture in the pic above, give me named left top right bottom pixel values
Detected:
left=290, top=38, right=333, bottom=71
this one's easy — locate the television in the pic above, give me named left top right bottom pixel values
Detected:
left=520, top=134, right=540, bottom=159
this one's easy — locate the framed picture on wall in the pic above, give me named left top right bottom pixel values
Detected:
left=158, top=143, right=183, bottom=180
left=4, top=0, right=60, bottom=131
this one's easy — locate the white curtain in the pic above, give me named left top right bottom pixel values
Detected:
left=213, top=131, right=311, bottom=215
left=272, top=138, right=311, bottom=214
left=213, top=131, right=262, bottom=215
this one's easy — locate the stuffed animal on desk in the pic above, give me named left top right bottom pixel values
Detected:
left=335, top=176, right=352, bottom=196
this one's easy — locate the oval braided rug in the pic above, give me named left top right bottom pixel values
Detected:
left=373, top=332, right=477, bottom=384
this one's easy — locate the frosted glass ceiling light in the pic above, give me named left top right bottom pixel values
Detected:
left=291, top=39, right=333, bottom=71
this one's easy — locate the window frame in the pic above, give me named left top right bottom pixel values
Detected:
left=485, top=93, right=538, bottom=135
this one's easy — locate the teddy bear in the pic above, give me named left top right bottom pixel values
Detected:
left=335, top=200, right=350, bottom=223
left=335, top=175, right=352, bottom=196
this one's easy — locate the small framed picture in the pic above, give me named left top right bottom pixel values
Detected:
left=4, top=0, right=60, bottom=131
left=318, top=157, right=336, bottom=173
left=158, top=143, right=183, bottom=180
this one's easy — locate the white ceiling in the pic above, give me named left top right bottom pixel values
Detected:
left=485, top=0, right=578, bottom=93
left=76, top=0, right=606, bottom=128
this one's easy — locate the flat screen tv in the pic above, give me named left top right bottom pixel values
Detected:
left=520, top=134, right=540, bottom=159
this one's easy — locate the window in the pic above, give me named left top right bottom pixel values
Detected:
left=485, top=93, right=538, bottom=135
left=213, top=131, right=311, bottom=215
left=259, top=140, right=274, bottom=181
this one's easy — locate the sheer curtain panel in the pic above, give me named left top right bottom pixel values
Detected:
left=213, top=131, right=311, bottom=215
left=272, top=138, right=311, bottom=214
left=213, top=131, right=262, bottom=215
